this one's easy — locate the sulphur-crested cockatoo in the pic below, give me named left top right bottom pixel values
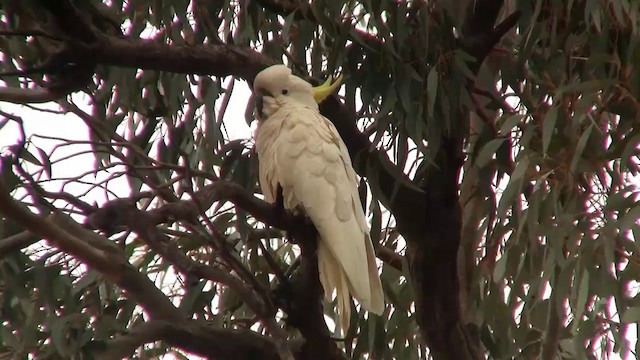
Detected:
left=252, top=64, right=384, bottom=333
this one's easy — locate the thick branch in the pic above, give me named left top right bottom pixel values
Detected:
left=0, top=178, right=184, bottom=322
left=0, top=87, right=67, bottom=104
left=95, top=320, right=281, bottom=360
left=85, top=180, right=403, bottom=270
left=460, top=0, right=521, bottom=75
left=85, top=181, right=341, bottom=359
left=11, top=0, right=421, bottom=240
left=84, top=198, right=291, bottom=348
left=0, top=230, right=40, bottom=257
left=410, top=1, right=521, bottom=359
left=85, top=181, right=308, bottom=233
left=3, top=1, right=422, bottom=261
left=0, top=177, right=286, bottom=358
left=89, top=38, right=274, bottom=81
left=0, top=180, right=113, bottom=271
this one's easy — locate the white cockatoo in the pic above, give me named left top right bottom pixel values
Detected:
left=252, top=64, right=384, bottom=333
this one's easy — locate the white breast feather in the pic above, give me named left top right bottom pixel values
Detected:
left=255, top=103, right=384, bottom=321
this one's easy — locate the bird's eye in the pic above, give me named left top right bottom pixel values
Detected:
left=281, top=89, right=289, bottom=95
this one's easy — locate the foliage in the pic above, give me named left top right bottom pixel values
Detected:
left=0, top=0, right=639, bottom=359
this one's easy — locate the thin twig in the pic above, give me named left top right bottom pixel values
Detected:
left=0, top=30, right=62, bottom=41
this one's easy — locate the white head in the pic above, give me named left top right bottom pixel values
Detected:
left=252, top=64, right=342, bottom=121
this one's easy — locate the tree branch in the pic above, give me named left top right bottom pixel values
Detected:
left=95, top=320, right=282, bottom=360
left=84, top=181, right=343, bottom=359
left=0, top=230, right=40, bottom=257
left=0, top=178, right=184, bottom=321
left=460, top=0, right=521, bottom=75
left=409, top=1, right=521, bottom=359
left=84, top=198, right=296, bottom=355
left=0, top=176, right=286, bottom=359
left=3, top=2, right=416, bottom=357
left=84, top=180, right=403, bottom=271
left=0, top=181, right=114, bottom=271
left=4, top=0, right=421, bottom=243
left=374, top=243, right=404, bottom=271
left=0, top=87, right=67, bottom=104
left=254, top=0, right=384, bottom=50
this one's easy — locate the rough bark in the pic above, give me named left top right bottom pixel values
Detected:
left=405, top=2, right=521, bottom=359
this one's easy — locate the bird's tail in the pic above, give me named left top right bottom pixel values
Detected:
left=317, top=239, right=352, bottom=335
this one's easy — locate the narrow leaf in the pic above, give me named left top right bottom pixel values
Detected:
left=621, top=307, right=640, bottom=323
left=570, top=123, right=594, bottom=173
left=476, top=138, right=506, bottom=168
left=426, top=67, right=438, bottom=117
left=543, top=107, right=559, bottom=155
left=499, top=114, right=525, bottom=136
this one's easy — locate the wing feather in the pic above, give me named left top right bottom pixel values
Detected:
left=255, top=104, right=384, bottom=315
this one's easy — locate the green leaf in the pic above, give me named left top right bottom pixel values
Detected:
left=476, top=138, right=506, bottom=168
left=570, top=123, right=594, bottom=173
left=621, top=307, right=640, bottom=323
left=369, top=199, right=382, bottom=246
left=499, top=114, right=525, bottom=136
left=498, top=179, right=522, bottom=217
left=511, top=155, right=530, bottom=181
left=493, top=252, right=508, bottom=283
left=532, top=170, right=553, bottom=193
left=179, top=281, right=206, bottom=314
left=543, top=106, right=559, bottom=155
left=51, top=316, right=71, bottom=356
left=604, top=187, right=638, bottom=211
left=555, top=79, right=617, bottom=98
left=0, top=325, right=20, bottom=349
left=376, top=151, right=425, bottom=195
left=367, top=312, right=377, bottom=355
left=426, top=66, right=438, bottom=117
left=36, top=146, right=52, bottom=178
left=0, top=156, right=20, bottom=193
left=574, top=269, right=590, bottom=327
left=11, top=145, right=41, bottom=166
left=620, top=205, right=640, bottom=231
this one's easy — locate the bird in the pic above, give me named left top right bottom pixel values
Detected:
left=251, top=64, right=384, bottom=333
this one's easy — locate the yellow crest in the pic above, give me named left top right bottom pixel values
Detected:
left=312, top=74, right=344, bottom=103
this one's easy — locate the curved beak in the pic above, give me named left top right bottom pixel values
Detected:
left=312, top=74, right=343, bottom=104
left=254, top=89, right=272, bottom=120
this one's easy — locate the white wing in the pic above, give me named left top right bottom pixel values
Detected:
left=255, top=104, right=384, bottom=318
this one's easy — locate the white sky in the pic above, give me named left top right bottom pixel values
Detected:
left=0, top=78, right=253, bottom=197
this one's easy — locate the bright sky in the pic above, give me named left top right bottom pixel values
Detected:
left=0, top=78, right=253, bottom=197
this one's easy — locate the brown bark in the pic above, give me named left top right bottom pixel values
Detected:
left=404, top=2, right=521, bottom=359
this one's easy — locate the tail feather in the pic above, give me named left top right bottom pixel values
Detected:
left=317, top=241, right=334, bottom=300
left=318, top=240, right=360, bottom=335
left=364, top=234, right=384, bottom=314
left=336, top=269, right=351, bottom=335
